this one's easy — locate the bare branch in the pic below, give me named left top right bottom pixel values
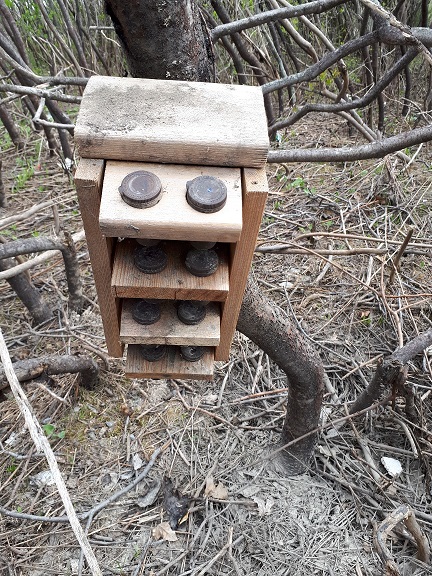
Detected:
left=0, top=82, right=83, bottom=104
left=269, top=47, right=418, bottom=134
left=0, top=235, right=82, bottom=312
left=267, top=122, right=432, bottom=163
left=211, top=0, right=348, bottom=41
left=262, top=31, right=378, bottom=94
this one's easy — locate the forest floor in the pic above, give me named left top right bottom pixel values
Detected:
left=1, top=115, right=432, bottom=576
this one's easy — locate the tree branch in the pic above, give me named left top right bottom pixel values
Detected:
left=262, top=31, right=379, bottom=94
left=211, top=0, right=349, bottom=41
left=267, top=122, right=432, bottom=163
left=269, top=47, right=418, bottom=134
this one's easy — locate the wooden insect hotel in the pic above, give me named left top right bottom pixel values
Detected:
left=74, top=76, right=269, bottom=380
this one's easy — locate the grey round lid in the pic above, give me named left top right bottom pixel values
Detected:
left=186, top=175, right=227, bottom=213
left=119, top=171, right=162, bottom=208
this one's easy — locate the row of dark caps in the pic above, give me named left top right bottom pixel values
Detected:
left=139, top=344, right=207, bottom=363
left=119, top=172, right=228, bottom=214
left=134, top=240, right=219, bottom=277
left=133, top=299, right=207, bottom=326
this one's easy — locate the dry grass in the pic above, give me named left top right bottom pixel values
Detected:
left=0, top=115, right=432, bottom=575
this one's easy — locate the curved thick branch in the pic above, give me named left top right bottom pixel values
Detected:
left=267, top=123, right=432, bottom=163
left=237, top=277, right=324, bottom=475
left=0, top=235, right=82, bottom=312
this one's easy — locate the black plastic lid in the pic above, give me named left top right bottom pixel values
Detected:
left=177, top=301, right=207, bottom=325
left=186, top=175, right=227, bottom=213
left=132, top=300, right=161, bottom=325
left=119, top=171, right=162, bottom=208
left=134, top=245, right=168, bottom=274
left=139, top=344, right=166, bottom=362
left=180, top=345, right=205, bottom=362
left=185, top=248, right=218, bottom=277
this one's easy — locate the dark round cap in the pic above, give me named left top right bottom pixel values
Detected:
left=139, top=344, right=166, bottom=362
left=119, top=170, right=162, bottom=208
left=186, top=176, right=227, bottom=213
left=177, top=301, right=207, bottom=325
left=180, top=345, right=205, bottom=362
left=132, top=299, right=161, bottom=325
left=185, top=248, right=218, bottom=277
left=190, top=241, right=216, bottom=250
left=134, top=245, right=167, bottom=274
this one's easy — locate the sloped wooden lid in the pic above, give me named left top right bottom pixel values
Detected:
left=75, top=76, right=269, bottom=168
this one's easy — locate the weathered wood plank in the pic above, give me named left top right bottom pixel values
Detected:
left=125, top=344, right=214, bottom=380
left=111, top=240, right=229, bottom=301
left=99, top=161, right=242, bottom=242
left=75, top=76, right=269, bottom=168
left=74, top=159, right=123, bottom=358
left=215, top=167, right=268, bottom=361
left=120, top=299, right=220, bottom=346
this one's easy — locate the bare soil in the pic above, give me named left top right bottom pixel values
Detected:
left=1, top=116, right=432, bottom=576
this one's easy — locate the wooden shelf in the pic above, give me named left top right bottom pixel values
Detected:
left=99, top=161, right=242, bottom=243
left=125, top=344, right=214, bottom=380
left=120, top=300, right=220, bottom=346
left=111, top=240, right=229, bottom=301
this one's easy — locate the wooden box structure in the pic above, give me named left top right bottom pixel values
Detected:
left=74, top=76, right=269, bottom=380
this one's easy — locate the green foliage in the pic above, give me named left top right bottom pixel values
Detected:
left=12, top=157, right=34, bottom=193
left=42, top=423, right=66, bottom=440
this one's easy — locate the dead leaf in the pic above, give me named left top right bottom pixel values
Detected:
left=204, top=475, right=228, bottom=500
left=152, top=521, right=178, bottom=542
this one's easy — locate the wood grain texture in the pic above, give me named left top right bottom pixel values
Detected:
left=120, top=299, right=220, bottom=345
left=99, top=161, right=242, bottom=242
left=125, top=344, right=214, bottom=380
left=74, top=159, right=123, bottom=358
left=111, top=240, right=229, bottom=301
left=215, top=167, right=268, bottom=361
left=75, top=76, right=269, bottom=168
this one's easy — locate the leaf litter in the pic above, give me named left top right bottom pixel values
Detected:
left=0, top=118, right=432, bottom=575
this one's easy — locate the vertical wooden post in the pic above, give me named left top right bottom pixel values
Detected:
left=215, top=167, right=268, bottom=361
left=75, top=159, right=123, bottom=357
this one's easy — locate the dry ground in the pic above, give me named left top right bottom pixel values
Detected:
left=1, top=115, right=432, bottom=576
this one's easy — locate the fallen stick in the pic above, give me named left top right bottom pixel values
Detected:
left=374, top=504, right=430, bottom=575
left=0, top=328, right=103, bottom=576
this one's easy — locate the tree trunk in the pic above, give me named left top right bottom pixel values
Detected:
left=104, top=0, right=215, bottom=82
left=104, top=0, right=325, bottom=475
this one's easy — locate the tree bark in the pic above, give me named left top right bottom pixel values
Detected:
left=238, top=279, right=324, bottom=474
left=0, top=257, right=52, bottom=324
left=104, top=0, right=215, bottom=82
left=104, top=0, right=325, bottom=475
left=350, top=328, right=432, bottom=414
left=0, top=354, right=99, bottom=391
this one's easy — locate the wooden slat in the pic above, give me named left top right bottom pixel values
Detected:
left=120, top=300, right=220, bottom=346
left=74, top=159, right=123, bottom=358
left=125, top=344, right=214, bottom=380
left=75, top=77, right=268, bottom=168
left=215, top=167, right=268, bottom=361
left=112, top=240, right=229, bottom=301
left=99, top=161, right=242, bottom=242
